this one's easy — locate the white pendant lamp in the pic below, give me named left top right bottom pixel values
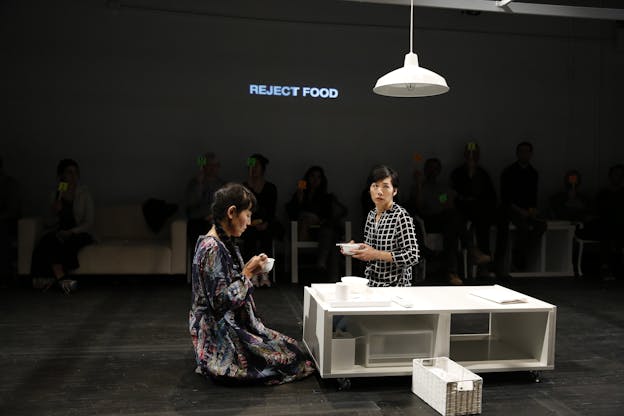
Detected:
left=373, top=0, right=449, bottom=97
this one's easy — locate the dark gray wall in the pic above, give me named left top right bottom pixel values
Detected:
left=2, top=0, right=623, bottom=231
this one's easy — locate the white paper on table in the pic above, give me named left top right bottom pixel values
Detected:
left=311, top=285, right=393, bottom=307
left=470, top=285, right=528, bottom=304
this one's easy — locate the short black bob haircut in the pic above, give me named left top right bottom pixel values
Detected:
left=367, top=164, right=399, bottom=189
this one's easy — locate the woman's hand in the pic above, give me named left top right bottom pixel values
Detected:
left=242, top=253, right=268, bottom=278
left=351, top=243, right=381, bottom=262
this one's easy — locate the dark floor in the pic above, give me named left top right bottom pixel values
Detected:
left=1, top=273, right=623, bottom=416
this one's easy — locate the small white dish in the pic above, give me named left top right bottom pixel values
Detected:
left=261, top=257, right=275, bottom=273
left=336, top=243, right=361, bottom=255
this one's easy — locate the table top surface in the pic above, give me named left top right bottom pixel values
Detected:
left=306, top=284, right=556, bottom=313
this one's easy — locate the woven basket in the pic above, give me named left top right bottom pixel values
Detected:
left=412, top=357, right=482, bottom=416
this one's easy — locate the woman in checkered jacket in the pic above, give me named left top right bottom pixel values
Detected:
left=348, top=165, right=420, bottom=286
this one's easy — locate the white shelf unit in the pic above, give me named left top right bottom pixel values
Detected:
left=502, top=221, right=576, bottom=277
left=302, top=285, right=556, bottom=379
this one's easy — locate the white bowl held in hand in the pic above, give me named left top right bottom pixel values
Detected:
left=261, top=258, right=275, bottom=273
left=337, top=243, right=361, bottom=255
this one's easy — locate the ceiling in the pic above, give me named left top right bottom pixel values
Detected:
left=344, top=0, right=624, bottom=21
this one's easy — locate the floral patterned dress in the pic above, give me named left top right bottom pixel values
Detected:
left=189, top=235, right=315, bottom=385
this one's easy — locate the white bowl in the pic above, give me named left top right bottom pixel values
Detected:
left=337, top=243, right=361, bottom=255
left=340, top=276, right=369, bottom=294
left=261, top=257, right=275, bottom=273
left=341, top=276, right=369, bottom=286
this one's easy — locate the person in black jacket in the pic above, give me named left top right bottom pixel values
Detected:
left=494, top=142, right=546, bottom=275
left=241, top=153, right=280, bottom=287
left=450, top=143, right=496, bottom=268
left=286, top=166, right=347, bottom=278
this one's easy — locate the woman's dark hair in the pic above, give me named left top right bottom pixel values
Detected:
left=368, top=165, right=399, bottom=189
left=304, top=165, right=328, bottom=194
left=56, top=158, right=80, bottom=177
left=249, top=153, right=269, bottom=173
left=516, top=141, right=533, bottom=153
left=211, top=183, right=257, bottom=268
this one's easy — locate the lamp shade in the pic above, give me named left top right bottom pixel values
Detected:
left=373, top=52, right=449, bottom=97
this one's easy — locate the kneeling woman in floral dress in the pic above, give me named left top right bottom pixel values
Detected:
left=189, top=183, right=314, bottom=385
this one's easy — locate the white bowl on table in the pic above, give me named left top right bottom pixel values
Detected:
left=340, top=276, right=369, bottom=295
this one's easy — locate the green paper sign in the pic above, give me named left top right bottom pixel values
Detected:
left=58, top=182, right=68, bottom=192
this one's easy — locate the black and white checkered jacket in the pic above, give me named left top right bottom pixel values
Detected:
left=363, top=203, right=419, bottom=286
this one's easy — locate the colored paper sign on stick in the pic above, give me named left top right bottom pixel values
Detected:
left=412, top=152, right=423, bottom=162
left=467, top=142, right=477, bottom=151
left=297, top=179, right=307, bottom=190
left=568, top=175, right=578, bottom=185
left=438, top=193, right=448, bottom=204
left=197, top=156, right=207, bottom=167
left=247, top=157, right=257, bottom=167
left=58, top=182, right=68, bottom=192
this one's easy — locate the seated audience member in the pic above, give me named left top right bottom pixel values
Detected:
left=591, top=164, right=624, bottom=279
left=450, top=142, right=496, bottom=268
left=31, top=159, right=94, bottom=294
left=241, top=153, right=279, bottom=287
left=189, top=183, right=315, bottom=385
left=285, top=166, right=347, bottom=279
left=495, top=141, right=546, bottom=276
left=549, top=170, right=592, bottom=222
left=185, top=152, right=225, bottom=251
left=348, top=165, right=419, bottom=287
left=409, top=158, right=464, bottom=285
left=0, top=156, right=20, bottom=288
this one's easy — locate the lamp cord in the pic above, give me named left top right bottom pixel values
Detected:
left=410, top=0, right=413, bottom=53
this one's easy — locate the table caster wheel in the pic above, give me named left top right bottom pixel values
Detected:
left=530, top=371, right=541, bottom=383
left=337, top=378, right=351, bottom=391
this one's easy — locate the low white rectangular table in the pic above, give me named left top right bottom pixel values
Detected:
left=302, top=284, right=556, bottom=379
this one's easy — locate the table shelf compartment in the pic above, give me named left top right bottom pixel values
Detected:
left=449, top=310, right=553, bottom=370
left=449, top=335, right=536, bottom=362
left=348, top=315, right=436, bottom=367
